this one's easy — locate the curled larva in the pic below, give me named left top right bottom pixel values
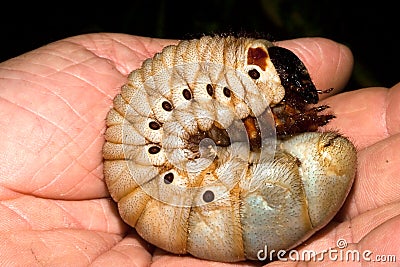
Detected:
left=102, top=35, right=357, bottom=262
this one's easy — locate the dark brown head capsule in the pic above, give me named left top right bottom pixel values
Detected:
left=268, top=46, right=319, bottom=107
left=268, top=46, right=334, bottom=136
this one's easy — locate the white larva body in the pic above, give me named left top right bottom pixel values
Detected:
left=103, top=36, right=357, bottom=262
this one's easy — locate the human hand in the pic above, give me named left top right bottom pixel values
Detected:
left=0, top=33, right=398, bottom=266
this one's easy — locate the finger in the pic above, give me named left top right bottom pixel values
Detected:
left=338, top=134, right=400, bottom=219
left=0, top=36, right=126, bottom=199
left=0, top=196, right=127, bottom=233
left=276, top=37, right=354, bottom=97
left=319, top=87, right=388, bottom=149
left=386, top=82, right=400, bottom=135
left=320, top=83, right=400, bottom=149
left=91, top=232, right=153, bottom=267
left=357, top=214, right=400, bottom=263
left=0, top=229, right=122, bottom=266
left=321, top=84, right=400, bottom=219
left=66, top=33, right=179, bottom=77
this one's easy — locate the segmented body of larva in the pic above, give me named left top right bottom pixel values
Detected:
left=102, top=35, right=357, bottom=262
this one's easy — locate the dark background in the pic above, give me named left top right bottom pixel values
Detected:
left=1, top=0, right=397, bottom=91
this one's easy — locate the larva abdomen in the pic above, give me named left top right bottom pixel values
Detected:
left=103, top=35, right=357, bottom=262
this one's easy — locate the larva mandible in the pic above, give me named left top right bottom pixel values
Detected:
left=102, top=35, right=357, bottom=262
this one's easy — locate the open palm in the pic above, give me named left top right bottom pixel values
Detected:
left=1, top=33, right=399, bottom=266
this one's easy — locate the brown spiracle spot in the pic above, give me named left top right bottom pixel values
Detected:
left=163, top=172, right=174, bottom=184
left=162, top=101, right=173, bottom=111
left=206, top=84, right=214, bottom=96
left=149, top=121, right=161, bottom=130
left=248, top=69, right=260, bottom=79
left=182, top=88, right=192, bottom=100
left=148, top=146, right=161, bottom=154
left=223, top=87, right=231, bottom=98
left=203, top=190, right=215, bottom=202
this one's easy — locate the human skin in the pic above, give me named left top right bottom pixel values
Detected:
left=0, top=33, right=399, bottom=267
